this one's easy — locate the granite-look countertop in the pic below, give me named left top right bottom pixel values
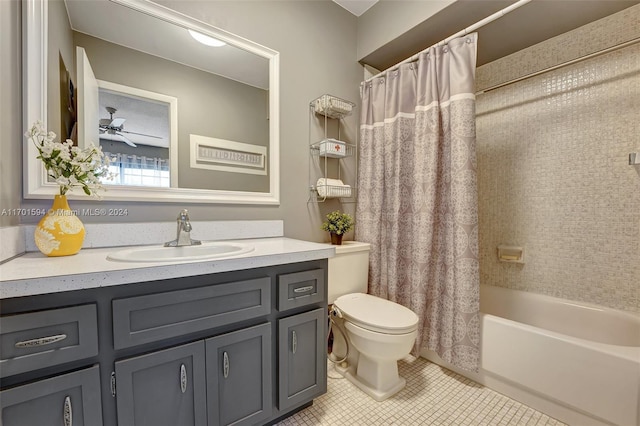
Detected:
left=0, top=237, right=334, bottom=299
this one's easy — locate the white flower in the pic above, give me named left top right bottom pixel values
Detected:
left=26, top=121, right=114, bottom=196
left=40, top=143, right=54, bottom=157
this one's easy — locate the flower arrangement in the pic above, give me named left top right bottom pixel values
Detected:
left=25, top=121, right=113, bottom=196
left=321, top=210, right=354, bottom=235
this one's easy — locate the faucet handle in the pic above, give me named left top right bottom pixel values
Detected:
left=178, top=209, right=190, bottom=221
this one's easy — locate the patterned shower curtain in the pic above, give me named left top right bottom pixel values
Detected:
left=355, top=33, right=480, bottom=371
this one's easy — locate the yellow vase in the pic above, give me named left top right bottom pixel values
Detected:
left=34, top=195, right=85, bottom=256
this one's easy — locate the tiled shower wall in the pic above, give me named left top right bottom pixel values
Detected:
left=475, top=5, right=640, bottom=313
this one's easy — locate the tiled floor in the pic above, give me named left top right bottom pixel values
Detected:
left=277, top=356, right=566, bottom=426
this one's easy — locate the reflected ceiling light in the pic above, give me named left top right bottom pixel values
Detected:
left=188, top=29, right=226, bottom=47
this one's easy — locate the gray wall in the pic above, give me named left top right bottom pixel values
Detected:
left=16, top=1, right=362, bottom=243
left=74, top=32, right=269, bottom=193
left=0, top=0, right=22, bottom=227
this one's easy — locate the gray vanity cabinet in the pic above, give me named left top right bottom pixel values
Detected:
left=114, top=341, right=207, bottom=426
left=277, top=308, right=326, bottom=412
left=0, top=259, right=328, bottom=426
left=0, top=365, right=103, bottom=426
left=205, top=323, right=272, bottom=426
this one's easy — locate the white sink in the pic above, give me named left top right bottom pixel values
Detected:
left=107, top=242, right=254, bottom=263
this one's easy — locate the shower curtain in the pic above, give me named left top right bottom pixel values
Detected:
left=355, top=33, right=480, bottom=371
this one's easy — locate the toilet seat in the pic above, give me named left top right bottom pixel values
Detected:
left=334, top=293, right=419, bottom=335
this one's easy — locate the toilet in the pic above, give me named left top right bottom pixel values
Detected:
left=328, top=242, right=419, bottom=401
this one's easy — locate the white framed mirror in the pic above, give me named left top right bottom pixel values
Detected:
left=23, top=0, right=280, bottom=204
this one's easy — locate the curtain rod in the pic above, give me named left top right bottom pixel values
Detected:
left=364, top=0, right=533, bottom=83
left=476, top=36, right=640, bottom=94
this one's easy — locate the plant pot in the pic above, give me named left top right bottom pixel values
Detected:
left=34, top=195, right=85, bottom=256
left=330, top=233, right=343, bottom=245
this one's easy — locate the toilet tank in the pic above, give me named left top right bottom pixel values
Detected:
left=327, top=241, right=371, bottom=304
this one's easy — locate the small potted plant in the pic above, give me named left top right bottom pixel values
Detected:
left=321, top=210, right=354, bottom=245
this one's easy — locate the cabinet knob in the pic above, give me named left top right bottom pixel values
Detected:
left=292, top=331, right=297, bottom=354
left=63, top=395, right=73, bottom=426
left=223, top=351, right=230, bottom=378
left=180, top=364, right=188, bottom=393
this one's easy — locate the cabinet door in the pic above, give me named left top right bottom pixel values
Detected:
left=278, top=308, right=326, bottom=411
left=0, top=365, right=103, bottom=426
left=205, top=323, right=271, bottom=426
left=115, top=341, right=206, bottom=426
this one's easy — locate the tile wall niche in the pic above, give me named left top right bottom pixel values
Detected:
left=475, top=5, right=640, bottom=313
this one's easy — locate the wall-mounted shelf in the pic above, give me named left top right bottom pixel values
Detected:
left=312, top=95, right=355, bottom=119
left=310, top=139, right=355, bottom=159
left=308, top=95, right=357, bottom=203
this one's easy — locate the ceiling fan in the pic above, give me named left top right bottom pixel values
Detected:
left=98, top=107, right=162, bottom=147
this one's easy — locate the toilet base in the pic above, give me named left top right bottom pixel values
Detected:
left=335, top=356, right=407, bottom=402
left=344, top=370, right=406, bottom=402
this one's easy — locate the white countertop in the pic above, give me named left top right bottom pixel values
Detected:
left=0, top=237, right=335, bottom=299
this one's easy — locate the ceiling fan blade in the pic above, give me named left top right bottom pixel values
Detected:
left=116, top=132, right=137, bottom=147
left=110, top=117, right=126, bottom=128
left=119, top=129, right=163, bottom=139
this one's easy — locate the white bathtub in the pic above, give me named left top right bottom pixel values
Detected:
left=421, top=285, right=640, bottom=426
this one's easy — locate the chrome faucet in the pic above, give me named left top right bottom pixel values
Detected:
left=164, top=209, right=201, bottom=247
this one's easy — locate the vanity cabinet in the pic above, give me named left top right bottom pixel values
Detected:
left=0, top=259, right=328, bottom=426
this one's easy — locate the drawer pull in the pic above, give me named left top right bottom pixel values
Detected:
left=63, top=395, right=72, bottom=426
left=293, top=285, right=314, bottom=294
left=292, top=331, right=297, bottom=354
left=15, top=333, right=67, bottom=348
left=223, top=351, right=229, bottom=378
left=180, top=364, right=187, bottom=393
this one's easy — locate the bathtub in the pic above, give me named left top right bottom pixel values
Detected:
left=421, top=285, right=640, bottom=426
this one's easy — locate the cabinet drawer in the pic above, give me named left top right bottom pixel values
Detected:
left=0, top=365, right=103, bottom=426
left=0, top=304, right=98, bottom=378
left=277, top=269, right=325, bottom=311
left=113, top=277, right=271, bottom=350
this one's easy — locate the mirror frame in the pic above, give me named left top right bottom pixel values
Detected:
left=23, top=0, right=280, bottom=204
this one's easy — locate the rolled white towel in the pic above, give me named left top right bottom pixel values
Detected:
left=316, top=178, right=351, bottom=198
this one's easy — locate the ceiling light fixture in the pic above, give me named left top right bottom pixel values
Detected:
left=188, top=29, right=226, bottom=47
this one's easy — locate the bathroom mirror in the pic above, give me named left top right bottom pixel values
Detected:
left=23, top=0, right=280, bottom=204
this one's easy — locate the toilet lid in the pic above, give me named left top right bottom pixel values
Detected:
left=334, top=293, right=419, bottom=334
